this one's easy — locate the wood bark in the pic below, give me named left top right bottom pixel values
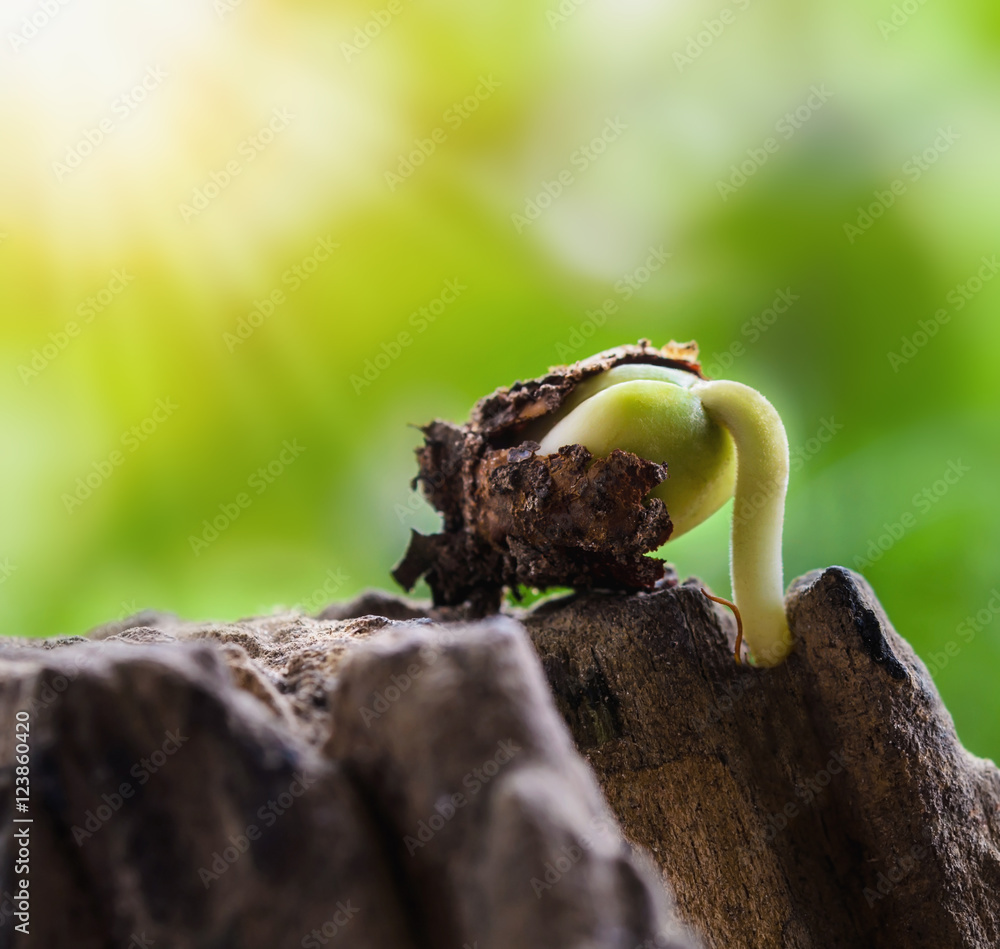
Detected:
left=523, top=566, right=1000, bottom=948
left=1, top=565, right=997, bottom=948
left=0, top=607, right=693, bottom=948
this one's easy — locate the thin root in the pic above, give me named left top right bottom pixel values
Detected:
left=701, top=588, right=744, bottom=664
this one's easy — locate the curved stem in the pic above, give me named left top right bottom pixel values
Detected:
left=692, top=380, right=792, bottom=666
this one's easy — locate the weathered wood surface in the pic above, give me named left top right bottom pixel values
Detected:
left=0, top=608, right=693, bottom=949
left=1, top=564, right=997, bottom=948
left=523, top=566, right=1000, bottom=949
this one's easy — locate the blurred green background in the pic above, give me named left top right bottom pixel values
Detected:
left=2, top=0, right=998, bottom=758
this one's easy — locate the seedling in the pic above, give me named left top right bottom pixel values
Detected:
left=394, top=340, right=793, bottom=666
left=534, top=364, right=791, bottom=665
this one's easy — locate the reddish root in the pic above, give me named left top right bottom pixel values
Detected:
left=701, top=588, right=744, bottom=664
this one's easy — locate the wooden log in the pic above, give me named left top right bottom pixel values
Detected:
left=523, top=566, right=1000, bottom=949
left=2, top=564, right=996, bottom=947
left=0, top=610, right=693, bottom=948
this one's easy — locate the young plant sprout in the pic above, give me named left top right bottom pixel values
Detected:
left=394, top=340, right=792, bottom=667
left=535, top=366, right=792, bottom=666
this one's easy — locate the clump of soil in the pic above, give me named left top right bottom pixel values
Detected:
left=393, top=339, right=705, bottom=614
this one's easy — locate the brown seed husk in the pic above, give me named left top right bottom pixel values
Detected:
left=393, top=339, right=706, bottom=614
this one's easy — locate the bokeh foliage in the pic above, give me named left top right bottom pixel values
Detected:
left=1, top=0, right=998, bottom=757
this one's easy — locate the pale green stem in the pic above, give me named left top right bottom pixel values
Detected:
left=692, top=380, right=792, bottom=666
